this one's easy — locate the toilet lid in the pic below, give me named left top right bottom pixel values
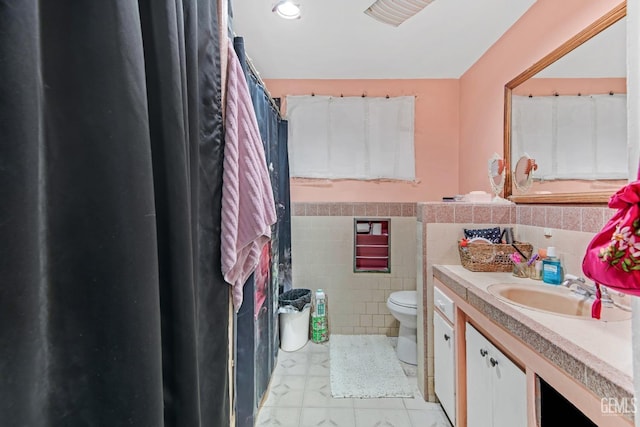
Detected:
left=389, top=291, right=417, bottom=309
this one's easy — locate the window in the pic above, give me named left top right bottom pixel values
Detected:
left=286, top=95, right=415, bottom=181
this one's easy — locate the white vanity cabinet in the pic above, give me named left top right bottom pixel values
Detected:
left=466, top=322, right=526, bottom=427
left=433, top=286, right=456, bottom=425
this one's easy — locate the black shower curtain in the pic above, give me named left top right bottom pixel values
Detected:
left=233, top=36, right=279, bottom=427
left=0, top=1, right=228, bottom=426
left=231, top=36, right=293, bottom=427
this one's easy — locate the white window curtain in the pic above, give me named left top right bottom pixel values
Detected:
left=512, top=94, right=627, bottom=180
left=286, top=95, right=415, bottom=180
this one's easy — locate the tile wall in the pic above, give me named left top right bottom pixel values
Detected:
left=292, top=201, right=614, bottom=403
left=417, top=203, right=517, bottom=402
left=416, top=202, right=615, bottom=402
left=291, top=203, right=417, bottom=336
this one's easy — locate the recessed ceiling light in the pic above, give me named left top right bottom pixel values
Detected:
left=272, top=0, right=301, bottom=20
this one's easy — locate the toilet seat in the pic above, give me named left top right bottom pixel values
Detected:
left=388, top=291, right=417, bottom=309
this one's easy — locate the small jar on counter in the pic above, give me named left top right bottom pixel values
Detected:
left=512, top=262, right=528, bottom=278
left=528, top=260, right=542, bottom=280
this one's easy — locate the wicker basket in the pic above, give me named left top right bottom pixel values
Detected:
left=458, top=241, right=534, bottom=272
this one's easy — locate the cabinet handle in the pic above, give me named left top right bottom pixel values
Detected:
left=437, top=301, right=445, bottom=310
left=490, top=357, right=499, bottom=367
left=444, top=333, right=450, bottom=341
left=479, top=349, right=488, bottom=357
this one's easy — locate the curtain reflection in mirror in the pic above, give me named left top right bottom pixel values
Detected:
left=512, top=93, right=627, bottom=181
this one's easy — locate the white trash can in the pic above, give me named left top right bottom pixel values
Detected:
left=279, top=305, right=311, bottom=352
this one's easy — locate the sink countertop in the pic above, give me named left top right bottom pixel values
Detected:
left=433, top=264, right=633, bottom=402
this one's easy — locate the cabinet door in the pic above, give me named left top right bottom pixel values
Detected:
left=465, top=323, right=492, bottom=427
left=434, top=313, right=456, bottom=425
left=490, top=341, right=527, bottom=427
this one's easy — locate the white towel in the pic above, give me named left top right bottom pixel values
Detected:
left=221, top=41, right=277, bottom=311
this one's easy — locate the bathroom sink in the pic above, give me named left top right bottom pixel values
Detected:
left=486, top=283, right=632, bottom=321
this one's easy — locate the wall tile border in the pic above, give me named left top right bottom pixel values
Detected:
left=416, top=202, right=517, bottom=225
left=292, top=202, right=613, bottom=233
left=291, top=202, right=418, bottom=217
left=515, top=205, right=614, bottom=233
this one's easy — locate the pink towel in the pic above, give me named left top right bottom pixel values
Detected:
left=222, top=41, right=277, bottom=311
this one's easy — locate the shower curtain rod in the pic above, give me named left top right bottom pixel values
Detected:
left=526, top=91, right=619, bottom=97
left=309, top=93, right=418, bottom=99
left=246, top=59, right=282, bottom=118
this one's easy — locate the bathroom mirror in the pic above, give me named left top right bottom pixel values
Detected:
left=488, top=153, right=509, bottom=203
left=513, top=154, right=537, bottom=193
left=504, top=3, right=627, bottom=204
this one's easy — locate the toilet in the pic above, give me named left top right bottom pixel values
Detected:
left=386, top=290, right=418, bottom=365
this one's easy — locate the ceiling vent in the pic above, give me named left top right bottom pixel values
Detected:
left=364, top=0, right=435, bottom=27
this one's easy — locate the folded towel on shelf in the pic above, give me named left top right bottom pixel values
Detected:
left=463, top=191, right=492, bottom=203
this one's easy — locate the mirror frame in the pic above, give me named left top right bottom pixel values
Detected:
left=503, top=2, right=626, bottom=204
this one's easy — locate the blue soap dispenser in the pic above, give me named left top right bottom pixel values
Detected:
left=542, top=246, right=563, bottom=285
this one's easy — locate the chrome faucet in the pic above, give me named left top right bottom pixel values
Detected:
left=561, top=274, right=612, bottom=305
left=561, top=275, right=590, bottom=294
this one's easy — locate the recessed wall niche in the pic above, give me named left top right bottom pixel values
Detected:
left=354, top=218, right=390, bottom=273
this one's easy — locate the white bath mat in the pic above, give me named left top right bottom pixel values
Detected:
left=329, top=334, right=413, bottom=398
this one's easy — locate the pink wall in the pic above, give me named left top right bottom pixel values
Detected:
left=264, top=79, right=459, bottom=202
left=458, top=0, right=623, bottom=194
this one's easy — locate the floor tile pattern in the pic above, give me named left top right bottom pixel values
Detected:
left=256, top=339, right=452, bottom=427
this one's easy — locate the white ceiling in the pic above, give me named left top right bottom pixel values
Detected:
left=230, top=0, right=537, bottom=79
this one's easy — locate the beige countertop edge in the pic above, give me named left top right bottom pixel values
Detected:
left=432, top=265, right=634, bottom=402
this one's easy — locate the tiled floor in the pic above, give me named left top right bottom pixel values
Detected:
left=256, top=338, right=453, bottom=427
